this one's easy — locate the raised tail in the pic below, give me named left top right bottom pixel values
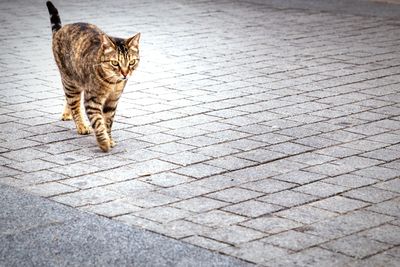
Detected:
left=46, top=1, right=61, bottom=33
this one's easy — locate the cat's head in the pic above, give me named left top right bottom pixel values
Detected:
left=99, top=33, right=140, bottom=82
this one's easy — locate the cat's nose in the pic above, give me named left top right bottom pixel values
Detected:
left=121, top=69, right=128, bottom=78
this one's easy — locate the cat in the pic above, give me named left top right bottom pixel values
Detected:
left=46, top=1, right=140, bottom=152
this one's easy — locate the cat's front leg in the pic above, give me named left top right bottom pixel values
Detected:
left=104, top=95, right=120, bottom=148
left=84, top=95, right=111, bottom=152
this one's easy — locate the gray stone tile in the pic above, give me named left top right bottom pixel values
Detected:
left=262, top=230, right=328, bottom=251
left=204, top=225, right=265, bottom=246
left=258, top=190, right=318, bottom=207
left=181, top=236, right=230, bottom=251
left=236, top=149, right=286, bottom=163
left=80, top=199, right=142, bottom=217
left=172, top=197, right=228, bottom=213
left=206, top=156, right=255, bottom=171
left=343, top=187, right=398, bottom=203
left=14, top=170, right=68, bottom=184
left=132, top=206, right=193, bottom=224
left=157, top=183, right=215, bottom=199
left=374, top=179, right=400, bottom=193
left=366, top=198, right=400, bottom=217
left=174, top=163, right=225, bottom=179
left=140, top=172, right=194, bottom=187
left=310, top=196, right=369, bottom=214
left=321, top=235, right=392, bottom=259
left=188, top=210, right=247, bottom=228
left=103, top=180, right=157, bottom=196
left=51, top=188, right=121, bottom=207
left=293, top=181, right=349, bottom=197
left=240, top=216, right=302, bottom=234
left=265, top=247, right=354, bottom=267
left=124, top=191, right=180, bottom=208
left=222, top=200, right=283, bottom=218
left=323, top=174, right=377, bottom=188
left=221, top=240, right=289, bottom=265
left=59, top=174, right=113, bottom=189
left=22, top=182, right=77, bottom=198
left=353, top=166, right=400, bottom=181
left=276, top=205, right=337, bottom=224
left=206, top=187, right=264, bottom=203
left=360, top=224, right=400, bottom=245
left=272, top=170, right=326, bottom=184
left=303, top=210, right=395, bottom=239
left=240, top=178, right=296, bottom=194
left=160, top=151, right=211, bottom=166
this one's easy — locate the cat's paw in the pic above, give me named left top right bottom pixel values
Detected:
left=98, top=140, right=111, bottom=152
left=110, top=139, right=116, bottom=148
left=61, top=112, right=72, bottom=121
left=77, top=124, right=91, bottom=135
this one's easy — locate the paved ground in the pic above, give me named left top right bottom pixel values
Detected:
left=1, top=0, right=400, bottom=266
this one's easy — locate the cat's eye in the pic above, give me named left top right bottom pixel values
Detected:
left=110, top=60, right=119, bottom=67
left=129, top=59, right=138, bottom=66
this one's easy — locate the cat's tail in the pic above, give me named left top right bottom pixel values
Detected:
left=46, top=1, right=62, bottom=33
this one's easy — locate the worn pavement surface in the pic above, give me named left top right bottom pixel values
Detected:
left=1, top=0, right=399, bottom=266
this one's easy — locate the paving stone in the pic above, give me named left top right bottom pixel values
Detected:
left=22, top=182, right=77, bottom=198
left=10, top=159, right=59, bottom=173
left=188, top=210, right=247, bottom=228
left=359, top=224, right=400, bottom=245
left=305, top=163, right=356, bottom=177
left=321, top=235, right=392, bottom=259
left=160, top=151, right=211, bottom=166
left=240, top=216, right=303, bottom=234
left=155, top=220, right=214, bottom=239
left=366, top=198, right=400, bottom=217
left=132, top=206, right=193, bottom=224
left=103, top=180, right=157, bottom=197
left=206, top=156, right=255, bottom=171
left=352, top=248, right=400, bottom=267
left=272, top=170, right=326, bottom=184
left=262, top=230, right=328, bottom=251
left=51, top=162, right=103, bottom=178
left=276, top=205, right=337, bottom=224
left=1, top=148, right=50, bottom=162
left=206, top=187, right=264, bottom=203
left=343, top=186, right=398, bottom=203
left=310, top=196, right=369, bottom=214
left=14, top=170, right=68, bottom=185
left=352, top=166, right=400, bottom=181
left=80, top=199, right=142, bottom=217
left=141, top=172, right=194, bottom=187
left=59, top=174, right=113, bottom=189
left=221, top=240, right=289, bottom=265
left=222, top=200, right=283, bottom=218
left=323, top=173, right=377, bottom=188
left=265, top=247, right=353, bottom=267
left=204, top=225, right=265, bottom=246
left=181, top=236, right=230, bottom=251
left=293, top=181, right=349, bottom=197
left=235, top=149, right=286, bottom=163
left=174, top=163, right=226, bottom=179
left=258, top=190, right=318, bottom=207
left=193, top=175, right=245, bottom=190
left=303, top=210, right=395, bottom=239
left=157, top=183, right=216, bottom=199
left=51, top=188, right=121, bottom=207
left=374, top=179, right=400, bottom=194
left=240, top=178, right=296, bottom=194
left=172, top=197, right=228, bottom=213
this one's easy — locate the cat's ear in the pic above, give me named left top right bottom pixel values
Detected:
left=126, top=33, right=141, bottom=48
left=101, top=35, right=115, bottom=51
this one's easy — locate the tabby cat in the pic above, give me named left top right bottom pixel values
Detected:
left=46, top=1, right=140, bottom=152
